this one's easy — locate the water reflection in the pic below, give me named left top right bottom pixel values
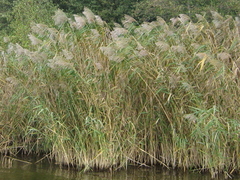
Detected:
left=0, top=155, right=239, bottom=180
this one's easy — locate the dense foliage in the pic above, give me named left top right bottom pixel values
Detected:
left=0, top=0, right=13, bottom=31
left=52, top=0, right=141, bottom=24
left=0, top=0, right=56, bottom=45
left=0, top=0, right=240, bottom=178
left=0, top=0, right=239, bottom=44
left=1, top=0, right=240, bottom=31
left=132, top=0, right=240, bottom=22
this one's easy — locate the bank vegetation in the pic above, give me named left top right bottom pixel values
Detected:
left=0, top=8, right=240, bottom=178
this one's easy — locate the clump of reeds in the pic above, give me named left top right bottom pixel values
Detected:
left=0, top=8, right=240, bottom=178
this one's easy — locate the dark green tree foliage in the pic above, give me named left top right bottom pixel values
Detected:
left=0, top=0, right=14, bottom=32
left=52, top=0, right=143, bottom=24
left=132, top=0, right=240, bottom=23
left=52, top=0, right=83, bottom=13
left=132, top=0, right=181, bottom=22
left=217, top=0, right=240, bottom=16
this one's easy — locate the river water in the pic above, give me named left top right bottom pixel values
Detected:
left=0, top=155, right=239, bottom=180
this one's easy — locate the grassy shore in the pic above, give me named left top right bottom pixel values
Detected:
left=0, top=8, right=240, bottom=178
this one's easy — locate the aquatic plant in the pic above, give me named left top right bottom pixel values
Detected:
left=0, top=9, right=240, bottom=178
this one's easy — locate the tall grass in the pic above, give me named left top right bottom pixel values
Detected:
left=0, top=9, right=240, bottom=178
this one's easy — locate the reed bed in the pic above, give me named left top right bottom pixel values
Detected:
left=0, top=8, right=240, bottom=178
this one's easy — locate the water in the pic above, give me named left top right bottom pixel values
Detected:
left=0, top=155, right=239, bottom=180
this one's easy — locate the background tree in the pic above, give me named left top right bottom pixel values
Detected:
left=131, top=0, right=240, bottom=23
left=52, top=0, right=143, bottom=24
left=0, top=0, right=14, bottom=32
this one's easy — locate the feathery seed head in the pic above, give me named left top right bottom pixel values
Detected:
left=114, top=23, right=122, bottom=28
left=48, top=56, right=73, bottom=69
left=196, top=52, right=208, bottom=60
left=15, top=43, right=26, bottom=57
left=233, top=58, right=240, bottom=79
left=212, top=20, right=223, bottom=29
left=217, top=52, right=231, bottom=64
left=110, top=28, right=128, bottom=39
left=195, top=14, right=205, bottom=22
left=235, top=17, right=240, bottom=26
left=58, top=32, right=68, bottom=45
left=186, top=23, right=199, bottom=36
left=191, top=43, right=201, bottom=51
left=134, top=22, right=155, bottom=34
left=28, top=34, right=42, bottom=46
left=95, top=62, right=103, bottom=70
left=90, top=29, right=100, bottom=38
left=31, top=23, right=48, bottom=36
left=183, top=114, right=197, bottom=123
left=138, top=49, right=149, bottom=57
left=25, top=51, right=47, bottom=62
left=7, top=43, right=14, bottom=54
left=95, top=15, right=105, bottom=26
left=122, top=15, right=136, bottom=28
left=52, top=9, right=68, bottom=26
left=178, top=14, right=190, bottom=24
left=99, top=46, right=115, bottom=57
left=164, top=30, right=174, bottom=37
left=171, top=45, right=187, bottom=54
left=156, top=16, right=167, bottom=27
left=6, top=77, right=19, bottom=86
left=141, top=22, right=155, bottom=31
left=136, top=42, right=144, bottom=51
left=211, top=11, right=224, bottom=21
left=114, top=37, right=130, bottom=49
left=3, top=37, right=10, bottom=43
left=73, top=15, right=86, bottom=29
left=170, top=17, right=180, bottom=26
left=235, top=17, right=240, bottom=35
left=47, top=28, right=58, bottom=40
left=182, top=82, right=193, bottom=91
left=83, top=7, right=95, bottom=24
left=155, top=41, right=170, bottom=51
left=62, top=49, right=74, bottom=60
left=100, top=46, right=124, bottom=62
left=169, top=75, right=180, bottom=88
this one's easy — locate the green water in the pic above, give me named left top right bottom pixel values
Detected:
left=0, top=156, right=239, bottom=180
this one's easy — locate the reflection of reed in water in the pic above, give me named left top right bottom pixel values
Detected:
left=1, top=156, right=13, bottom=168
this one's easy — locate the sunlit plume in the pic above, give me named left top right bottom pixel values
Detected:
left=28, top=34, right=42, bottom=46
left=155, top=41, right=170, bottom=52
left=72, top=15, right=86, bottom=29
left=52, top=9, right=68, bottom=26
left=31, top=23, right=48, bottom=36
left=110, top=27, right=128, bottom=39
left=171, top=45, right=187, bottom=54
left=95, top=15, right=105, bottom=26
left=122, top=15, right=137, bottom=28
left=178, top=14, right=190, bottom=25
left=47, top=56, right=73, bottom=69
left=83, top=7, right=96, bottom=24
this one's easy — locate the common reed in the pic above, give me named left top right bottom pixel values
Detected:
left=0, top=9, right=240, bottom=178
